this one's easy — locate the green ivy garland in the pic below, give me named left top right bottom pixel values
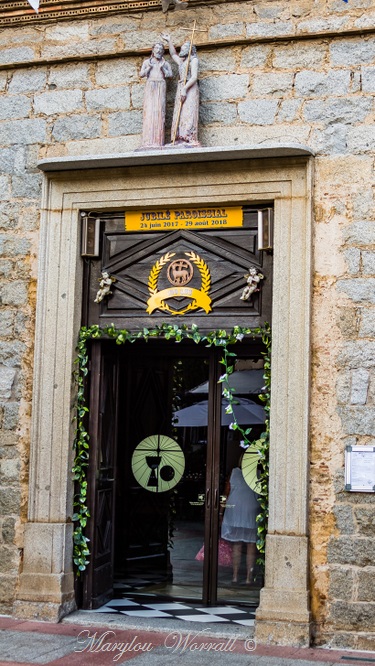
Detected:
left=72, top=322, right=271, bottom=574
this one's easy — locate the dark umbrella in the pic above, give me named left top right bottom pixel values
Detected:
left=173, top=397, right=265, bottom=427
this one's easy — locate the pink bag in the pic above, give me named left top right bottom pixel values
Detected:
left=195, top=539, right=233, bottom=567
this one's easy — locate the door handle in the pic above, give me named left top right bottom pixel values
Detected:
left=214, top=488, right=218, bottom=509
left=206, top=488, right=210, bottom=509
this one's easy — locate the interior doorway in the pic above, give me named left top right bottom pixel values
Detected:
left=83, top=338, right=266, bottom=610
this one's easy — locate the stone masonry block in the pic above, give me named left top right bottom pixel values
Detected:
left=336, top=370, right=351, bottom=404
left=0, top=546, right=19, bottom=574
left=246, top=20, right=291, bottom=39
left=2, top=517, right=15, bottom=544
left=8, top=69, right=47, bottom=94
left=328, top=536, right=375, bottom=567
left=12, top=174, right=41, bottom=199
left=238, top=99, right=278, bottom=125
left=357, top=570, right=375, bottom=601
left=240, top=45, right=271, bottom=69
left=0, top=96, right=31, bottom=121
left=0, top=47, right=35, bottom=66
left=0, top=282, right=28, bottom=307
left=359, top=309, right=375, bottom=337
left=41, top=38, right=116, bottom=61
left=0, top=311, right=13, bottom=337
left=336, top=306, right=358, bottom=339
left=303, top=98, right=373, bottom=125
left=0, top=487, right=20, bottom=515
left=85, top=87, right=130, bottom=112
left=351, top=368, right=369, bottom=404
left=208, top=23, right=245, bottom=40
left=34, top=90, right=83, bottom=116
left=295, top=70, right=351, bottom=97
left=362, top=251, right=375, bottom=275
left=277, top=100, right=301, bottom=122
left=347, top=126, right=375, bottom=154
left=351, top=190, right=374, bottom=221
left=0, top=72, right=7, bottom=92
left=337, top=279, right=375, bottom=304
left=0, top=147, right=27, bottom=176
left=199, top=49, right=236, bottom=73
left=272, top=43, right=326, bottom=70
left=52, top=115, right=101, bottom=142
left=0, top=176, right=10, bottom=199
left=354, top=507, right=375, bottom=536
left=344, top=222, right=375, bottom=245
left=95, top=59, right=138, bottom=86
left=254, top=3, right=288, bottom=20
left=200, top=75, right=249, bottom=102
left=48, top=63, right=90, bottom=89
left=0, top=119, right=46, bottom=145
left=200, top=103, right=237, bottom=125
left=130, top=84, right=143, bottom=109
left=0, top=235, right=30, bottom=257
left=333, top=504, right=355, bottom=534
left=329, top=568, right=354, bottom=601
left=107, top=111, right=142, bottom=136
left=3, top=402, right=19, bottom=430
left=337, top=405, right=375, bottom=436
left=1, top=459, right=20, bottom=480
left=252, top=72, right=293, bottom=96
left=90, top=17, right=139, bottom=36
left=362, top=66, right=375, bottom=92
left=343, top=248, right=361, bottom=275
left=329, top=600, right=375, bottom=631
left=0, top=368, right=16, bottom=399
left=45, top=21, right=89, bottom=41
left=330, top=38, right=375, bottom=66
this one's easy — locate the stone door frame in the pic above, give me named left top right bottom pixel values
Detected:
left=15, top=150, right=313, bottom=646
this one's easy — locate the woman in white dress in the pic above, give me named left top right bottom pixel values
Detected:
left=221, top=465, right=259, bottom=584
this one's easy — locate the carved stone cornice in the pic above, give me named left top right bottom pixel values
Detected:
left=0, top=0, right=169, bottom=27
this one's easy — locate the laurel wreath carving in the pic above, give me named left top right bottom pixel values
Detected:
left=184, top=251, right=211, bottom=294
left=147, top=250, right=211, bottom=316
left=148, top=252, right=175, bottom=295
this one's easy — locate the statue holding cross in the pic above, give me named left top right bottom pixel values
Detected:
left=162, top=23, right=203, bottom=146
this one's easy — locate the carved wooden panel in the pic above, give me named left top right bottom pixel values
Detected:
left=85, top=208, right=273, bottom=331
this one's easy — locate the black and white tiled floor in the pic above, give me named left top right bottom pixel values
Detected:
left=90, top=594, right=256, bottom=626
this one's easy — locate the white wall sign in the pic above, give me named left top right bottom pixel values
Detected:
left=345, top=446, right=375, bottom=492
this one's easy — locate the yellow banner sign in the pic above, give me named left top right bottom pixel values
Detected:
left=125, top=207, right=243, bottom=232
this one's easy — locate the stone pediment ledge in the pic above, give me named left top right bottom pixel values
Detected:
left=37, top=143, right=314, bottom=173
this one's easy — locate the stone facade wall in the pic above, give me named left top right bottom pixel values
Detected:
left=0, top=0, right=374, bottom=647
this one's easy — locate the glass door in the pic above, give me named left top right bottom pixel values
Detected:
left=112, top=341, right=265, bottom=605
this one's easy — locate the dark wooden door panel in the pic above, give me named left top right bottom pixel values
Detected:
left=84, top=208, right=272, bottom=331
left=83, top=342, right=119, bottom=609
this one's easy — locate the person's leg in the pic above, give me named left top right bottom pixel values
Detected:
left=232, top=542, right=242, bottom=582
left=245, top=542, right=256, bottom=583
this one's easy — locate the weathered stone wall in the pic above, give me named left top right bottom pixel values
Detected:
left=0, top=0, right=374, bottom=646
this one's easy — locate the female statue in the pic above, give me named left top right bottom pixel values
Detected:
left=162, top=34, right=200, bottom=146
left=140, top=42, right=173, bottom=148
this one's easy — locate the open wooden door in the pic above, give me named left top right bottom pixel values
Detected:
left=82, top=341, right=119, bottom=609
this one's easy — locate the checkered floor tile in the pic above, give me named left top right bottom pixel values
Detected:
left=89, top=594, right=256, bottom=626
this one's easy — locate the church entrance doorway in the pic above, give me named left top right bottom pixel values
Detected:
left=82, top=337, right=266, bottom=610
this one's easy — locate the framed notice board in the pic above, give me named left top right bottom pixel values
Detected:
left=345, top=445, right=375, bottom=492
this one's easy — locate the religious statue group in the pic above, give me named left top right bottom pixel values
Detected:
left=140, top=33, right=200, bottom=149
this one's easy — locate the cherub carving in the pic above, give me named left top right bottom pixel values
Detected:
left=240, top=267, right=264, bottom=301
left=94, top=272, right=117, bottom=303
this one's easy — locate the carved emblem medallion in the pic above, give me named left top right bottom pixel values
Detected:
left=146, top=251, right=212, bottom=315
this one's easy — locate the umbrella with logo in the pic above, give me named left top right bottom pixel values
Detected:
left=173, top=397, right=265, bottom=427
